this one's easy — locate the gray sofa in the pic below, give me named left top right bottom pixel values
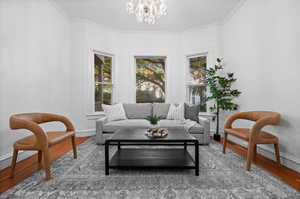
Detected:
left=96, top=103, right=210, bottom=145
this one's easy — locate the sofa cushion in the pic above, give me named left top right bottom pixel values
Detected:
left=184, top=103, right=200, bottom=122
left=123, top=103, right=152, bottom=119
left=103, top=119, right=151, bottom=132
left=158, top=119, right=185, bottom=130
left=102, top=103, right=127, bottom=122
left=153, top=103, right=170, bottom=119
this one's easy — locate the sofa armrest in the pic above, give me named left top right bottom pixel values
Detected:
left=198, top=116, right=210, bottom=143
left=95, top=117, right=108, bottom=144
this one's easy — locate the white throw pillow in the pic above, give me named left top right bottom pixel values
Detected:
left=102, top=103, right=127, bottom=122
left=167, top=103, right=185, bottom=121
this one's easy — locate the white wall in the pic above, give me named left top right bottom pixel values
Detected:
left=221, top=0, right=300, bottom=167
left=0, top=0, right=71, bottom=159
left=182, top=25, right=221, bottom=110
left=182, top=25, right=220, bottom=67
left=69, top=20, right=89, bottom=131
left=116, top=31, right=184, bottom=103
left=69, top=22, right=221, bottom=131
left=69, top=20, right=118, bottom=131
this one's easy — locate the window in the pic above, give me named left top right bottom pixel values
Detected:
left=94, top=53, right=113, bottom=111
left=136, top=56, right=166, bottom=103
left=187, top=54, right=207, bottom=112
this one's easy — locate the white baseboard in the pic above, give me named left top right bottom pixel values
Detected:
left=257, top=145, right=300, bottom=173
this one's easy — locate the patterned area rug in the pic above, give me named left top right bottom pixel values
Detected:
left=1, top=137, right=299, bottom=199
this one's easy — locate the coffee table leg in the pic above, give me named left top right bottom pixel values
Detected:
left=184, top=142, right=187, bottom=150
left=105, top=141, right=109, bottom=175
left=195, top=140, right=199, bottom=176
left=118, top=141, right=121, bottom=150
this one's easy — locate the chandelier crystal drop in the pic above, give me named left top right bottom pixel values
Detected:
left=126, top=0, right=167, bottom=24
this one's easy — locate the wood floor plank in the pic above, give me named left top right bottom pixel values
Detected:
left=0, top=137, right=299, bottom=194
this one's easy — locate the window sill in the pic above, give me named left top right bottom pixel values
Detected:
left=186, top=83, right=205, bottom=87
left=87, top=112, right=105, bottom=116
left=86, top=112, right=106, bottom=120
left=199, top=112, right=215, bottom=118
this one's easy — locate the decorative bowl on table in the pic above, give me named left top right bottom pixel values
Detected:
left=145, top=128, right=168, bottom=138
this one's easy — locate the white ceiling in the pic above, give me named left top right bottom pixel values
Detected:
left=54, top=0, right=241, bottom=31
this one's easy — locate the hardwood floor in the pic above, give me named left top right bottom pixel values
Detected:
left=0, top=137, right=299, bottom=194
left=0, top=137, right=89, bottom=194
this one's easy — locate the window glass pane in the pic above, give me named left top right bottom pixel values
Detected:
left=94, top=53, right=112, bottom=112
left=187, top=55, right=207, bottom=111
left=95, top=83, right=103, bottom=112
left=189, top=56, right=206, bottom=84
left=136, top=57, right=165, bottom=103
left=94, top=54, right=103, bottom=83
left=94, top=54, right=112, bottom=83
left=95, top=84, right=112, bottom=112
left=103, top=84, right=112, bottom=105
left=103, top=56, right=112, bottom=83
left=189, top=85, right=207, bottom=112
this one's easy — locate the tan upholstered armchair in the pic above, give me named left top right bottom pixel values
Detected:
left=9, top=113, right=77, bottom=180
left=223, top=111, right=281, bottom=171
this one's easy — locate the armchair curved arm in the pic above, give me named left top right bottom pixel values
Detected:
left=10, top=113, right=76, bottom=148
left=39, top=113, right=75, bottom=131
left=250, top=114, right=281, bottom=137
left=11, top=113, right=75, bottom=131
left=9, top=116, right=48, bottom=147
left=224, top=111, right=280, bottom=140
left=224, top=112, right=250, bottom=129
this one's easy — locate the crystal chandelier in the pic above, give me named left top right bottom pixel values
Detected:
left=126, top=0, right=167, bottom=24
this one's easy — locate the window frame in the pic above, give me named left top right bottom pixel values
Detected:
left=134, top=55, right=168, bottom=103
left=185, top=53, right=208, bottom=111
left=92, top=50, right=115, bottom=113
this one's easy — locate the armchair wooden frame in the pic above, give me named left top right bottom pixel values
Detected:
left=9, top=113, right=77, bottom=180
left=223, top=111, right=281, bottom=171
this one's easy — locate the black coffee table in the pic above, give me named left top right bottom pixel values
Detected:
left=104, top=128, right=199, bottom=176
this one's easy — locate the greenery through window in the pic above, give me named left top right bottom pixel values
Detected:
left=94, top=53, right=112, bottom=111
left=187, top=55, right=207, bottom=112
left=136, top=57, right=166, bottom=103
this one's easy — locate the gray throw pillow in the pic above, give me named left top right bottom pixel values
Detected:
left=184, top=103, right=200, bottom=122
left=123, top=103, right=152, bottom=119
left=153, top=103, right=170, bottom=119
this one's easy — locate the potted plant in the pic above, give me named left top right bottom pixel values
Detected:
left=146, top=115, right=161, bottom=129
left=205, top=58, right=241, bottom=141
left=145, top=115, right=168, bottom=137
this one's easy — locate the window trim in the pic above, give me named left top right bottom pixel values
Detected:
left=185, top=52, right=208, bottom=108
left=133, top=55, right=168, bottom=103
left=91, top=50, right=115, bottom=114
